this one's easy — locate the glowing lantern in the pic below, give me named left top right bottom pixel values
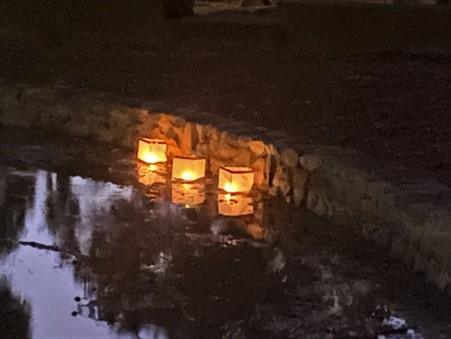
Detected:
left=172, top=182, right=205, bottom=207
left=172, top=156, right=206, bottom=182
left=137, top=138, right=167, bottom=164
left=218, top=167, right=254, bottom=193
left=218, top=193, right=254, bottom=216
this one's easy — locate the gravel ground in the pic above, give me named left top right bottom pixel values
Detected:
left=1, top=1, right=450, bottom=185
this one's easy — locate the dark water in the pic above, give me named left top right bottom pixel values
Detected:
left=0, top=129, right=451, bottom=338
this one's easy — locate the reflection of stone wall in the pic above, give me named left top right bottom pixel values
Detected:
left=0, top=278, right=31, bottom=338
left=138, top=113, right=271, bottom=189
left=1, top=83, right=451, bottom=296
left=0, top=171, right=5, bottom=207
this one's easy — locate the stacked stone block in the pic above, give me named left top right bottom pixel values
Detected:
left=1, top=83, right=450, bottom=296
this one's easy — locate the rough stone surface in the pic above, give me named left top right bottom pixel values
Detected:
left=1, top=83, right=450, bottom=295
left=248, top=141, right=266, bottom=157
left=300, top=153, right=323, bottom=172
left=281, top=148, right=298, bottom=168
left=293, top=168, right=308, bottom=207
left=272, top=165, right=291, bottom=200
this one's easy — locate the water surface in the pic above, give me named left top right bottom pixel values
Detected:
left=0, top=144, right=450, bottom=338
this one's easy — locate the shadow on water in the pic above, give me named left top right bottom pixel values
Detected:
left=0, top=278, right=31, bottom=339
left=0, top=143, right=451, bottom=338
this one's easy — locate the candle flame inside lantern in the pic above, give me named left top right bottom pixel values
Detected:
left=137, top=138, right=167, bottom=164
left=218, top=167, right=254, bottom=193
left=223, top=183, right=237, bottom=193
left=180, top=171, right=195, bottom=181
left=172, top=157, right=206, bottom=182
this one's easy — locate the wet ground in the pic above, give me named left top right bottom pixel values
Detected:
left=1, top=2, right=450, bottom=187
left=1, top=125, right=451, bottom=339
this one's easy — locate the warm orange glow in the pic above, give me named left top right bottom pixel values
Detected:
left=223, top=183, right=237, bottom=193
left=143, top=153, right=159, bottom=164
left=137, top=163, right=166, bottom=186
left=218, top=193, right=254, bottom=216
left=180, top=171, right=195, bottom=181
left=137, top=138, right=167, bottom=164
left=172, top=156, right=206, bottom=182
left=172, top=182, right=205, bottom=206
left=247, top=223, right=264, bottom=239
left=218, top=167, right=254, bottom=193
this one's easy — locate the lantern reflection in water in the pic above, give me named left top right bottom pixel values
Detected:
left=218, top=193, right=254, bottom=217
left=137, top=138, right=167, bottom=164
left=172, top=156, right=206, bottom=182
left=218, top=167, right=254, bottom=193
left=137, top=163, right=166, bottom=186
left=172, top=182, right=205, bottom=207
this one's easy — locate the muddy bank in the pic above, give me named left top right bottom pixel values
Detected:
left=0, top=84, right=451, bottom=300
left=1, top=128, right=451, bottom=338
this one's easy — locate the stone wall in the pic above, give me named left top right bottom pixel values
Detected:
left=1, top=83, right=450, bottom=295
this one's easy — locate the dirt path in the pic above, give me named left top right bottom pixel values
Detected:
left=1, top=3, right=450, bottom=185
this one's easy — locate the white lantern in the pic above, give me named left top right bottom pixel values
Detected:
left=218, top=193, right=254, bottom=217
left=137, top=138, right=167, bottom=164
left=172, top=156, right=206, bottom=182
left=218, top=167, right=254, bottom=193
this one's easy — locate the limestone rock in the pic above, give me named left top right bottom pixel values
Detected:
left=268, top=186, right=278, bottom=196
left=281, top=148, right=299, bottom=168
left=300, top=153, right=323, bottom=172
left=293, top=168, right=308, bottom=206
left=216, top=144, right=241, bottom=160
left=272, top=165, right=291, bottom=196
left=209, top=159, right=225, bottom=176
left=251, top=158, right=268, bottom=188
left=248, top=140, right=266, bottom=157
left=157, top=115, right=172, bottom=134
left=232, top=151, right=252, bottom=167
left=196, top=124, right=205, bottom=143
left=195, top=142, right=209, bottom=157
left=268, top=144, right=280, bottom=159
left=307, top=190, right=329, bottom=216
left=172, top=123, right=192, bottom=154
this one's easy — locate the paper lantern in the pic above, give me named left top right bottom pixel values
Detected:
left=218, top=167, right=254, bottom=193
left=218, top=193, right=254, bottom=216
left=137, top=138, right=167, bottom=164
left=172, top=182, right=205, bottom=207
left=172, top=156, right=206, bottom=182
